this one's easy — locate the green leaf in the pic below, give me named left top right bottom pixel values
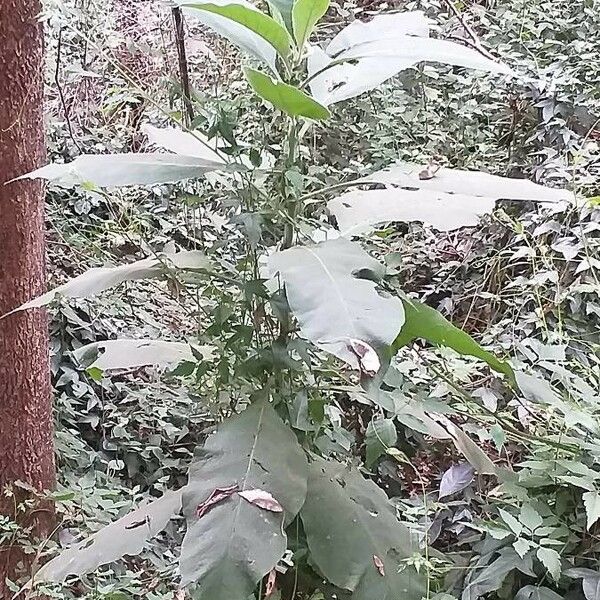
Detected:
left=86, top=366, right=104, bottom=382
left=267, top=0, right=293, bottom=31
left=488, top=527, right=511, bottom=540
left=463, top=548, right=533, bottom=600
left=292, top=0, right=329, bottom=48
left=556, top=475, right=596, bottom=491
left=330, top=160, right=573, bottom=236
left=537, top=547, right=561, bottom=580
left=268, top=238, right=404, bottom=372
left=490, top=424, right=506, bottom=451
left=35, top=491, right=182, bottom=582
left=175, top=0, right=278, bottom=73
left=5, top=250, right=210, bottom=316
left=443, top=420, right=496, bottom=474
left=583, top=577, right=600, bottom=600
left=184, top=2, right=293, bottom=59
left=515, top=586, right=563, bottom=600
left=244, top=68, right=330, bottom=120
left=583, top=491, right=600, bottom=530
left=363, top=161, right=573, bottom=204
left=520, top=504, right=543, bottom=532
left=180, top=401, right=308, bottom=598
left=352, top=549, right=422, bottom=600
left=289, top=391, right=318, bottom=432
left=73, top=339, right=214, bottom=372
left=393, top=298, right=514, bottom=380
left=516, top=371, right=598, bottom=433
left=17, top=153, right=227, bottom=188
left=365, top=418, right=397, bottom=467
left=498, top=508, right=523, bottom=537
left=513, top=539, right=532, bottom=559
left=301, top=457, right=424, bottom=596
left=309, top=12, right=514, bottom=105
left=328, top=188, right=496, bottom=235
left=143, top=124, right=224, bottom=163
left=565, top=568, right=600, bottom=580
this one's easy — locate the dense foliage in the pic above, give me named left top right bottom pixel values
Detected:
left=2, top=0, right=598, bottom=599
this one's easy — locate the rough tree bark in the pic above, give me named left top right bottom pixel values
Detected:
left=0, top=0, right=55, bottom=594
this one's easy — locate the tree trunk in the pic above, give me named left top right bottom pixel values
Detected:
left=0, top=1, right=55, bottom=594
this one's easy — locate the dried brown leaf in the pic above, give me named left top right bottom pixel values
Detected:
left=238, top=489, right=283, bottom=513
left=196, top=484, right=239, bottom=519
left=265, top=568, right=277, bottom=597
left=373, top=554, right=386, bottom=576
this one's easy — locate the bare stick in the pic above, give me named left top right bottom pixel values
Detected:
left=440, top=0, right=497, bottom=62
left=172, top=7, right=195, bottom=125
left=54, top=27, right=82, bottom=151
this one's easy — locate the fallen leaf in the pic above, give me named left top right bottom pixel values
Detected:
left=196, top=484, right=239, bottom=519
left=265, top=568, right=277, bottom=597
left=238, top=489, right=284, bottom=513
left=438, top=463, right=475, bottom=499
left=373, top=554, right=385, bottom=576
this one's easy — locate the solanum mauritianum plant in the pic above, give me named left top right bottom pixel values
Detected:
left=12, top=1, right=573, bottom=598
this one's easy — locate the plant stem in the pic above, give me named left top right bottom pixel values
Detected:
left=172, top=7, right=194, bottom=125
left=301, top=178, right=368, bottom=204
left=281, top=118, right=300, bottom=250
left=424, top=357, right=578, bottom=453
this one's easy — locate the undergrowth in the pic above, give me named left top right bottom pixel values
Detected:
left=3, top=0, right=598, bottom=599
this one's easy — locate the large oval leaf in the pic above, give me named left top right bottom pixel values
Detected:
left=180, top=400, right=308, bottom=599
left=308, top=50, right=415, bottom=106
left=308, top=11, right=513, bottom=105
left=394, top=298, right=514, bottom=380
left=327, top=162, right=573, bottom=234
left=72, top=339, right=213, bottom=371
left=352, top=548, right=423, bottom=600
left=4, top=250, right=209, bottom=315
left=175, top=0, right=278, bottom=74
left=16, top=153, right=226, bottom=188
left=268, top=238, right=404, bottom=372
left=183, top=2, right=293, bottom=59
left=143, top=124, right=224, bottom=163
left=364, top=161, right=574, bottom=203
left=329, top=188, right=496, bottom=234
left=338, top=36, right=513, bottom=73
left=325, top=11, right=430, bottom=56
left=245, top=68, right=330, bottom=120
left=292, top=0, right=329, bottom=48
left=35, top=491, right=182, bottom=583
left=300, top=456, right=424, bottom=596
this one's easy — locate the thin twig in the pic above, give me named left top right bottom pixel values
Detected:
left=440, top=0, right=498, bottom=62
left=172, top=7, right=194, bottom=125
left=54, top=27, right=82, bottom=151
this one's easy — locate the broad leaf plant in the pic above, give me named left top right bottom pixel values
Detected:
left=11, top=1, right=575, bottom=598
